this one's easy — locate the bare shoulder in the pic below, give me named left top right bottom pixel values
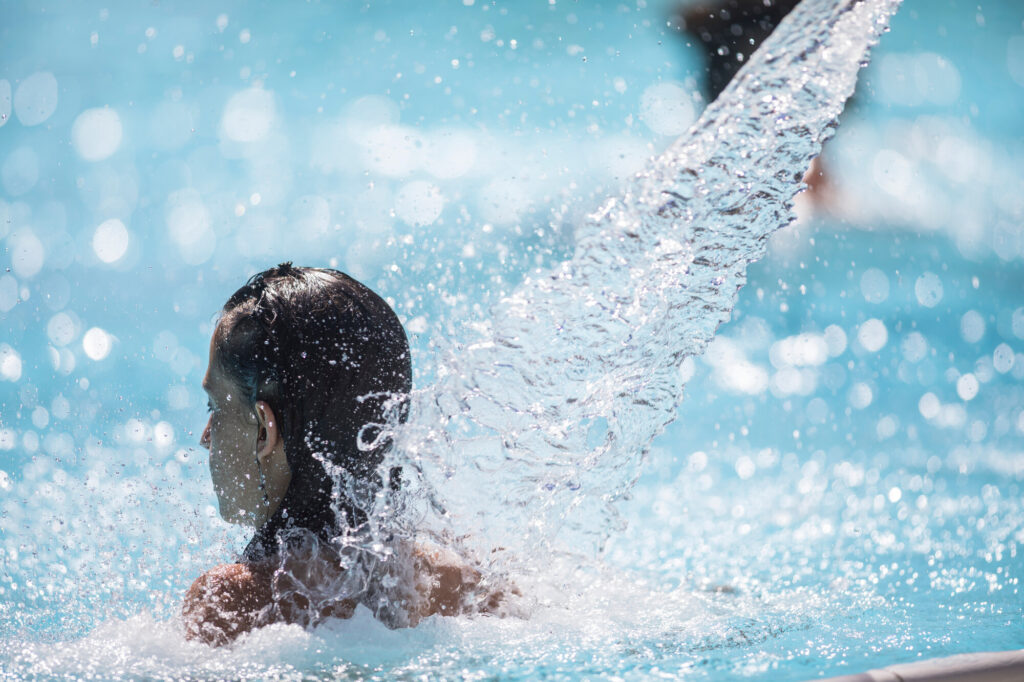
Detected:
left=182, top=562, right=274, bottom=646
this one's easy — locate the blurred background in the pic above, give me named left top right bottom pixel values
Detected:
left=1, top=0, right=1022, bottom=676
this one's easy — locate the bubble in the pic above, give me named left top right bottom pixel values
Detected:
left=153, top=419, right=176, bottom=446
left=347, top=95, right=400, bottom=135
left=221, top=88, right=275, bottom=142
left=914, top=272, right=943, bottom=308
left=993, top=344, right=1015, bottom=374
left=31, top=406, right=49, bottom=429
left=849, top=382, right=873, bottom=409
left=959, top=310, right=985, bottom=344
left=92, top=218, right=130, bottom=263
left=735, top=456, right=755, bottom=479
left=13, top=71, right=58, bottom=126
left=956, top=373, right=979, bottom=401
left=169, top=347, right=195, bottom=376
left=167, top=385, right=191, bottom=410
left=406, top=316, right=428, bottom=334
left=901, top=332, right=928, bottom=363
left=877, top=416, right=898, bottom=440
left=39, top=273, right=71, bottom=311
left=823, top=324, right=847, bottom=357
left=918, top=392, right=940, bottom=419
left=2, top=145, right=40, bottom=196
left=71, top=108, right=123, bottom=161
left=0, top=345, right=22, bottom=382
left=769, top=333, right=828, bottom=367
left=857, top=318, right=888, bottom=353
left=359, top=124, right=422, bottom=177
left=165, top=189, right=215, bottom=265
left=51, top=394, right=70, bottom=419
left=394, top=181, right=444, bottom=227
left=0, top=79, right=10, bottom=128
left=639, top=81, right=696, bottom=136
left=860, top=267, right=890, bottom=303
left=872, top=149, right=913, bottom=196
left=82, top=327, right=113, bottom=361
left=8, top=228, right=45, bottom=278
left=153, top=331, right=178, bottom=363
left=1013, top=308, right=1024, bottom=340
left=887, top=486, right=902, bottom=503
left=0, top=275, right=18, bottom=313
left=47, top=312, right=77, bottom=346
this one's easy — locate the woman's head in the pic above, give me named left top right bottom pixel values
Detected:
left=200, top=263, right=412, bottom=559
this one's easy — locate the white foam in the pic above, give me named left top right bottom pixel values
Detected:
left=13, top=71, right=58, bottom=126
left=72, top=107, right=123, bottom=161
left=92, top=218, right=130, bottom=263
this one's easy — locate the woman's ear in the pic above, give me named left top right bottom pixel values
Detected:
left=254, top=400, right=280, bottom=462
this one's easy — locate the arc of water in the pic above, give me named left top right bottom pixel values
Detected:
left=393, top=0, right=903, bottom=569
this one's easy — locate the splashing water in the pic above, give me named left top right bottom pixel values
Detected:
left=0, top=0, right=923, bottom=678
left=394, top=0, right=901, bottom=574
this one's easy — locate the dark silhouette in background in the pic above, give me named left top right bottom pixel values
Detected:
left=673, top=0, right=833, bottom=207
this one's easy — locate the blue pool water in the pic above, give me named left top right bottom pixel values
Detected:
left=1, top=0, right=1023, bottom=679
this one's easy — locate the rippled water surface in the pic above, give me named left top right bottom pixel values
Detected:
left=1, top=0, right=1023, bottom=679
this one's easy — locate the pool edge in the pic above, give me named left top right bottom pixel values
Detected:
left=817, top=649, right=1024, bottom=682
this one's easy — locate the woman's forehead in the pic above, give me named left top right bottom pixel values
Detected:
left=203, top=332, right=232, bottom=399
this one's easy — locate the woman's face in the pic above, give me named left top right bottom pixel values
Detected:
left=200, top=334, right=266, bottom=527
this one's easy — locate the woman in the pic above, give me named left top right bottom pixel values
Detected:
left=183, top=263, right=508, bottom=646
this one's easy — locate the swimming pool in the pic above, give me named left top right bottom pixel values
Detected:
left=1, top=0, right=1022, bottom=679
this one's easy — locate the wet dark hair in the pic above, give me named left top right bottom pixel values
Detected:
left=213, top=263, right=412, bottom=561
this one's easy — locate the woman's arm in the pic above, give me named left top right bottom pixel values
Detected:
left=182, top=561, right=356, bottom=646
left=411, top=545, right=517, bottom=623
left=182, top=563, right=275, bottom=646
